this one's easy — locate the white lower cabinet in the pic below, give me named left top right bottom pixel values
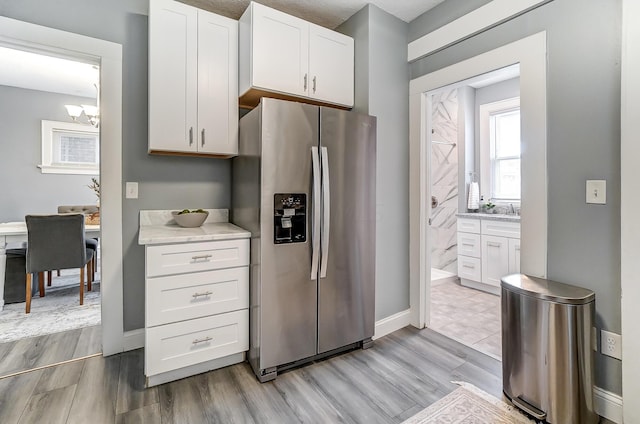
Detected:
left=457, top=216, right=520, bottom=292
left=144, top=238, right=249, bottom=386
left=481, top=234, right=510, bottom=287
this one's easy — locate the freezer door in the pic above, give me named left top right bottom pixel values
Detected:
left=317, top=107, right=376, bottom=354
left=258, top=99, right=319, bottom=370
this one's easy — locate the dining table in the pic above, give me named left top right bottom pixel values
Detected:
left=0, top=221, right=100, bottom=311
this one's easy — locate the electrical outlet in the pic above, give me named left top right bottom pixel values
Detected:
left=601, top=330, right=622, bottom=360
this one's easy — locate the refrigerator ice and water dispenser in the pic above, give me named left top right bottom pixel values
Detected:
left=273, top=193, right=306, bottom=244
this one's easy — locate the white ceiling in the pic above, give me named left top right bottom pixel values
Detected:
left=0, top=46, right=98, bottom=98
left=183, top=0, right=447, bottom=29
left=0, top=0, right=446, bottom=97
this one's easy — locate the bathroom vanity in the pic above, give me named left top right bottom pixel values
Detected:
left=456, top=213, right=520, bottom=295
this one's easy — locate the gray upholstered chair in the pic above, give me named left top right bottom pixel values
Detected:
left=25, top=214, right=94, bottom=314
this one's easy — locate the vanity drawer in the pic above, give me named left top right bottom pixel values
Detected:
left=457, top=255, right=481, bottom=282
left=457, top=218, right=481, bottom=234
left=481, top=220, right=520, bottom=238
left=145, top=309, right=249, bottom=376
left=457, top=232, right=481, bottom=258
left=146, top=267, right=249, bottom=327
left=146, top=239, right=249, bottom=277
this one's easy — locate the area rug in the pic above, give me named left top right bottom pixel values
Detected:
left=402, top=382, right=535, bottom=424
left=0, top=271, right=101, bottom=343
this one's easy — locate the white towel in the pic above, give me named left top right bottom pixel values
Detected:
left=467, top=182, right=480, bottom=210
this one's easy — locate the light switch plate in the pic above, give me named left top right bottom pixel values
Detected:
left=586, top=180, right=606, bottom=204
left=125, top=182, right=138, bottom=199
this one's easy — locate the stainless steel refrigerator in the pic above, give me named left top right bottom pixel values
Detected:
left=231, top=98, right=376, bottom=382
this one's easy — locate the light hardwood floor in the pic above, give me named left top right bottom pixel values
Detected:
left=0, top=325, right=101, bottom=379
left=0, top=326, right=505, bottom=424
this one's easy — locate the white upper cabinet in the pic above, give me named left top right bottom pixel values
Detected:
left=308, top=24, right=354, bottom=106
left=239, top=1, right=354, bottom=108
left=249, top=3, right=309, bottom=98
left=149, top=0, right=238, bottom=157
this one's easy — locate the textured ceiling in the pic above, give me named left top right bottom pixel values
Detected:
left=0, top=0, right=447, bottom=96
left=181, top=0, right=447, bottom=29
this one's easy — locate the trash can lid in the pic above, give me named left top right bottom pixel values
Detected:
left=501, top=274, right=595, bottom=305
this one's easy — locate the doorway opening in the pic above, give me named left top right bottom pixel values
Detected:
left=0, top=46, right=103, bottom=375
left=427, top=67, right=521, bottom=360
left=408, top=32, right=548, bottom=358
left=0, top=15, right=124, bottom=377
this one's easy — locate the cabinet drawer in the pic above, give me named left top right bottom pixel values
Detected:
left=457, top=218, right=480, bottom=234
left=457, top=232, right=481, bottom=258
left=481, top=220, right=520, bottom=238
left=457, top=256, right=481, bottom=282
left=146, top=239, right=249, bottom=277
left=145, top=309, right=248, bottom=376
left=146, top=267, right=249, bottom=327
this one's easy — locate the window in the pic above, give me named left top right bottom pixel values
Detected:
left=39, top=120, right=99, bottom=175
left=479, top=98, right=521, bottom=202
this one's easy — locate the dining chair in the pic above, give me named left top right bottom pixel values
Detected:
left=57, top=205, right=99, bottom=283
left=25, top=214, right=94, bottom=314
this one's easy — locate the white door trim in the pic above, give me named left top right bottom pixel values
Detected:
left=409, top=32, right=547, bottom=328
left=408, top=0, right=553, bottom=62
left=0, top=16, right=125, bottom=356
left=621, top=0, right=640, bottom=421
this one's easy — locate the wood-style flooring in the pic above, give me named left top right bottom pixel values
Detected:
left=0, top=325, right=101, bottom=379
left=0, top=326, right=503, bottom=424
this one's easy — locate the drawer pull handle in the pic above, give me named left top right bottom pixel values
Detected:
left=192, top=291, right=213, bottom=299
left=463, top=264, right=475, bottom=269
left=487, top=242, right=501, bottom=247
left=462, top=243, right=474, bottom=246
left=192, top=336, right=213, bottom=345
left=191, top=254, right=213, bottom=262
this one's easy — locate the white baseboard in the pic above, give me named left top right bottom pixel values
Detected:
left=122, top=328, right=144, bottom=351
left=373, top=309, right=411, bottom=340
left=594, top=386, right=623, bottom=423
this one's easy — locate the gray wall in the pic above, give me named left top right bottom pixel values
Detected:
left=0, top=0, right=231, bottom=331
left=0, top=85, right=98, bottom=221
left=338, top=5, right=410, bottom=320
left=410, top=0, right=622, bottom=394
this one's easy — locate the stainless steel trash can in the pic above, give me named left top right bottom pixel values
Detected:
left=501, top=274, right=598, bottom=424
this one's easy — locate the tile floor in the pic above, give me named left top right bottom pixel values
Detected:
left=430, top=277, right=502, bottom=359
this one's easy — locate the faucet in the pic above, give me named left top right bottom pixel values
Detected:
left=509, top=204, right=515, bottom=215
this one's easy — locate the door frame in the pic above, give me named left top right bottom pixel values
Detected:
left=621, top=0, right=640, bottom=420
left=0, top=16, right=124, bottom=355
left=409, top=32, right=548, bottom=328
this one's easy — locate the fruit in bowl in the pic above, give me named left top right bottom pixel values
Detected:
left=171, top=209, right=209, bottom=227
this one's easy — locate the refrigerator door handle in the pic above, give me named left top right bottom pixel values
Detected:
left=311, top=147, right=321, bottom=280
left=320, top=146, right=330, bottom=278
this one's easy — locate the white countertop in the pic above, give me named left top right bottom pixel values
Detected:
left=137, top=208, right=250, bottom=245
left=138, top=222, right=250, bottom=245
left=456, top=212, right=520, bottom=222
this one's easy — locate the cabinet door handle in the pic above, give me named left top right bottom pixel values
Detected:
left=515, top=246, right=521, bottom=251
left=463, top=264, right=475, bottom=269
left=462, top=242, right=474, bottom=246
left=191, top=254, right=213, bottom=262
left=192, top=336, right=212, bottom=345
left=192, top=291, right=213, bottom=299
left=304, top=73, right=308, bottom=91
left=313, top=76, right=317, bottom=93
left=189, top=127, right=194, bottom=146
left=201, top=128, right=205, bottom=147
left=487, top=242, right=501, bottom=247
